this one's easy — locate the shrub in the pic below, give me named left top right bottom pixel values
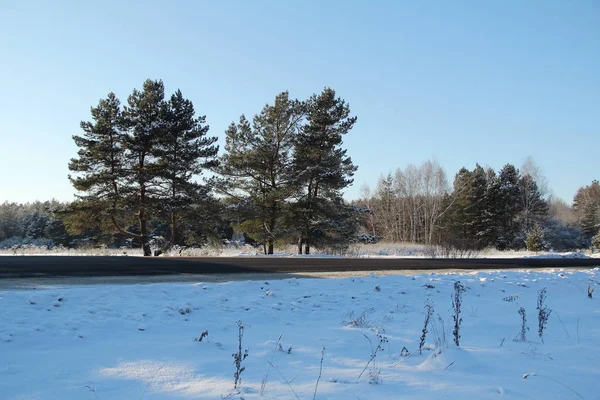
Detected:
left=591, top=231, right=600, bottom=251
left=526, top=225, right=545, bottom=252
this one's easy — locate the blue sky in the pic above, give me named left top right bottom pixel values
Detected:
left=1, top=0, right=598, bottom=204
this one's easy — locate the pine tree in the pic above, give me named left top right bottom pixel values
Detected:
left=526, top=224, right=545, bottom=251
left=481, top=167, right=500, bottom=247
left=495, top=164, right=523, bottom=249
left=446, top=165, right=488, bottom=249
left=218, top=92, right=305, bottom=254
left=69, top=92, right=126, bottom=234
left=119, top=79, right=166, bottom=256
left=22, top=210, right=51, bottom=240
left=292, top=88, right=358, bottom=254
left=156, top=90, right=219, bottom=247
left=374, top=173, right=398, bottom=242
left=573, top=180, right=600, bottom=239
left=469, top=165, right=489, bottom=247
left=591, top=231, right=600, bottom=251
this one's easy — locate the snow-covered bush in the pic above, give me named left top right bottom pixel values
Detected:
left=542, top=220, right=588, bottom=251
left=0, top=236, right=55, bottom=250
left=591, top=231, right=600, bottom=251
left=526, top=226, right=545, bottom=252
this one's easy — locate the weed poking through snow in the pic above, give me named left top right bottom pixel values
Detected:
left=517, top=307, right=527, bottom=342
left=503, top=293, right=521, bottom=302
left=260, top=333, right=283, bottom=397
left=452, top=281, right=465, bottom=346
left=588, top=284, right=594, bottom=299
left=232, top=320, right=248, bottom=389
left=343, top=307, right=375, bottom=328
left=358, top=333, right=388, bottom=382
left=420, top=300, right=434, bottom=354
left=195, top=330, right=209, bottom=342
left=313, top=347, right=326, bottom=399
left=536, top=288, right=552, bottom=343
left=523, top=373, right=584, bottom=399
left=431, top=314, right=447, bottom=355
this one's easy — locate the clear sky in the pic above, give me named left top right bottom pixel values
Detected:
left=1, top=0, right=598, bottom=204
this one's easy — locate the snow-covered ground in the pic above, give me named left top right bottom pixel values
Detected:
left=1, top=268, right=599, bottom=399
left=1, top=242, right=599, bottom=259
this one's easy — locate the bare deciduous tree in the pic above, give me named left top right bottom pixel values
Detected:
left=366, top=160, right=449, bottom=244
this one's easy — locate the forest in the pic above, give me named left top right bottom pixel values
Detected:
left=1, top=79, right=599, bottom=255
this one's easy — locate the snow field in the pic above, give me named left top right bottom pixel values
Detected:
left=1, top=268, right=599, bottom=399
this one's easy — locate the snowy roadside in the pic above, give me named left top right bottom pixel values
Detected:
left=1, top=268, right=599, bottom=399
left=2, top=242, right=599, bottom=260
left=0, top=267, right=595, bottom=290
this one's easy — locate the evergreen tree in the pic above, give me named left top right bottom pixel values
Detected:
left=517, top=174, right=549, bottom=235
left=481, top=167, right=500, bottom=247
left=45, top=218, right=70, bottom=247
left=495, top=164, right=523, bottom=249
left=446, top=165, right=488, bottom=249
left=0, top=202, right=26, bottom=241
left=156, top=90, right=219, bottom=247
left=526, top=224, right=545, bottom=252
left=22, top=210, right=51, bottom=239
left=118, top=79, right=166, bottom=255
left=573, top=180, right=600, bottom=239
left=374, top=173, right=399, bottom=242
left=218, top=92, right=305, bottom=254
left=591, top=231, right=600, bottom=251
left=292, top=88, right=358, bottom=254
left=469, top=165, right=489, bottom=246
left=69, top=92, right=126, bottom=238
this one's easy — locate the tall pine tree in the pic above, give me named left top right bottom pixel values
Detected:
left=118, top=79, right=166, bottom=256
left=218, top=92, right=305, bottom=254
left=447, top=165, right=488, bottom=249
left=69, top=92, right=126, bottom=232
left=292, top=88, right=358, bottom=254
left=156, top=90, right=219, bottom=247
left=517, top=174, right=548, bottom=234
left=495, top=164, right=522, bottom=249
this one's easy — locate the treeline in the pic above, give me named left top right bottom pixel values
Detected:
left=2, top=79, right=599, bottom=255
left=356, top=161, right=600, bottom=252
left=3, top=167, right=597, bottom=254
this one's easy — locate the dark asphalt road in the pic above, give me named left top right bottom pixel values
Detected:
left=0, top=256, right=598, bottom=278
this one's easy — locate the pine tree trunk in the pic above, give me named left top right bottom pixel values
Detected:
left=297, top=238, right=303, bottom=254
left=267, top=212, right=276, bottom=255
left=139, top=207, right=151, bottom=257
left=170, top=211, right=177, bottom=246
left=304, top=242, right=310, bottom=255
